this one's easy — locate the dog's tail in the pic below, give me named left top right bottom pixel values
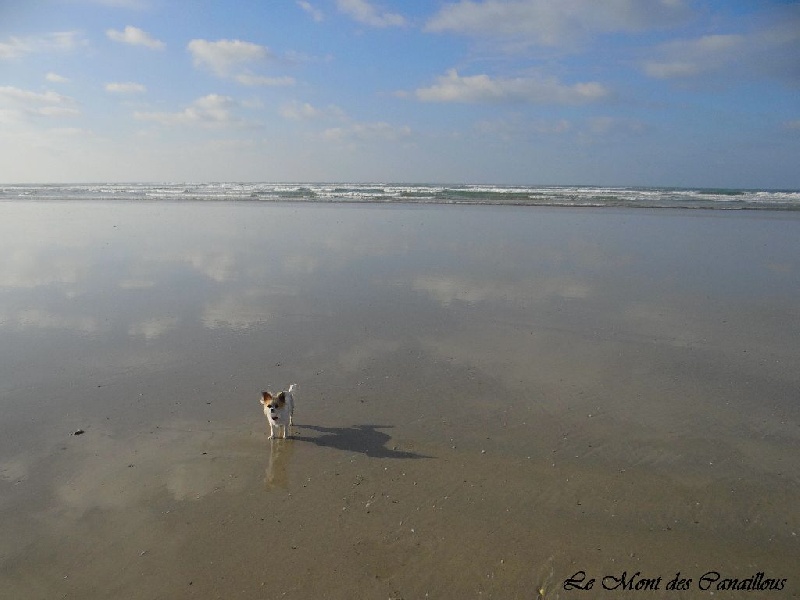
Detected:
left=288, top=383, right=297, bottom=393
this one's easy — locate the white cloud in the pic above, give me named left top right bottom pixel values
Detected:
left=476, top=114, right=644, bottom=143
left=426, top=0, right=690, bottom=46
left=475, top=117, right=572, bottom=139
left=234, top=74, right=295, bottom=87
left=240, top=98, right=265, bottom=110
left=47, top=127, right=87, bottom=137
left=336, top=0, right=405, bottom=28
left=323, top=121, right=411, bottom=142
left=36, top=106, right=81, bottom=118
left=298, top=1, right=324, bottom=22
left=0, top=37, right=28, bottom=60
left=187, top=40, right=296, bottom=88
left=105, top=81, right=146, bottom=94
left=414, top=69, right=609, bottom=105
left=134, top=94, right=239, bottom=128
left=188, top=39, right=270, bottom=77
left=643, top=16, right=800, bottom=86
left=281, top=102, right=320, bottom=120
left=586, top=117, right=646, bottom=136
left=280, top=101, right=346, bottom=121
left=106, top=26, right=165, bottom=50
left=0, top=86, right=79, bottom=119
left=643, top=34, right=745, bottom=79
left=46, top=72, right=70, bottom=83
left=1, top=32, right=86, bottom=59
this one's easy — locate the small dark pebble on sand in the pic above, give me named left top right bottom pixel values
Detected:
left=73, top=429, right=85, bottom=436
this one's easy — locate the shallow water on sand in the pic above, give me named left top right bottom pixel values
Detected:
left=1, top=202, right=798, bottom=598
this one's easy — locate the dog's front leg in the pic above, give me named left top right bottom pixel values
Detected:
left=268, top=422, right=275, bottom=439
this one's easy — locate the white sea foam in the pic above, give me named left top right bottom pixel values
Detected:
left=1, top=183, right=798, bottom=210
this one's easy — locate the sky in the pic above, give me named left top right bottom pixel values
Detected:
left=1, top=0, right=799, bottom=187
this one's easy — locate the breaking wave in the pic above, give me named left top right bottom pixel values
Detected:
left=2, top=183, right=799, bottom=210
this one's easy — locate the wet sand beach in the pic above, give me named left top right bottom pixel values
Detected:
left=1, top=201, right=798, bottom=598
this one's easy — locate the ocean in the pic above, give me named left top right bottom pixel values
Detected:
left=3, top=182, right=799, bottom=210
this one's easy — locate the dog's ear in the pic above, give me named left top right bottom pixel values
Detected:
left=277, top=391, right=286, bottom=404
left=260, top=391, right=272, bottom=404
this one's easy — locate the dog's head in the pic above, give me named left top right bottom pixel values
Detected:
left=260, top=391, right=287, bottom=418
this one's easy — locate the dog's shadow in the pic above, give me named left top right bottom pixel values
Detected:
left=292, top=424, right=430, bottom=459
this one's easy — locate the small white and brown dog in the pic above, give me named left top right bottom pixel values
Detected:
left=260, top=384, right=296, bottom=439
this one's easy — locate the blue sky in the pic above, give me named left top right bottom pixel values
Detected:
left=1, top=0, right=799, bottom=187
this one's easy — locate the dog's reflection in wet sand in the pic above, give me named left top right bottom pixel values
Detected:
left=265, top=438, right=294, bottom=489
